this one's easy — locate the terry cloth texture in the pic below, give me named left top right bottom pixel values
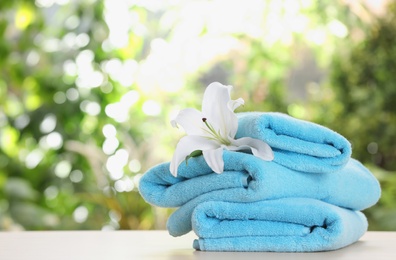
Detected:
left=191, top=198, right=368, bottom=252
left=138, top=112, right=381, bottom=252
left=236, top=112, right=352, bottom=173
left=139, top=151, right=381, bottom=236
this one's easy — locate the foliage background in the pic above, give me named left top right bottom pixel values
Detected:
left=0, top=0, right=395, bottom=231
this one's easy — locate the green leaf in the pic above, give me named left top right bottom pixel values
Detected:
left=185, top=150, right=203, bottom=166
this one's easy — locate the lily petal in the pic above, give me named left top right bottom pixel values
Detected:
left=232, top=137, right=274, bottom=161
left=203, top=146, right=224, bottom=174
left=171, top=108, right=207, bottom=136
left=227, top=98, right=244, bottom=112
left=170, top=135, right=219, bottom=176
left=227, top=97, right=244, bottom=137
left=202, top=82, right=238, bottom=138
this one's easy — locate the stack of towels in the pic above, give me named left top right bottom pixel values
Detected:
left=139, top=112, right=381, bottom=252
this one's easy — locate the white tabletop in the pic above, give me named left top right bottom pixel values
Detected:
left=0, top=231, right=395, bottom=260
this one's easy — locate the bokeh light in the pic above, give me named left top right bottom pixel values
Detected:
left=1, top=0, right=394, bottom=232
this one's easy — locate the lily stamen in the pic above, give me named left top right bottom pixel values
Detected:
left=202, top=118, right=231, bottom=145
left=169, top=82, right=273, bottom=176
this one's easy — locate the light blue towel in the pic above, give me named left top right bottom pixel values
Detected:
left=236, top=112, right=352, bottom=173
left=138, top=151, right=381, bottom=236
left=191, top=198, right=368, bottom=252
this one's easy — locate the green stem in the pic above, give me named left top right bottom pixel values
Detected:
left=202, top=118, right=231, bottom=145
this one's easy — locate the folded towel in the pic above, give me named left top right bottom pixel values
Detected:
left=191, top=198, right=368, bottom=252
left=236, top=112, right=352, bottom=173
left=139, top=151, right=381, bottom=236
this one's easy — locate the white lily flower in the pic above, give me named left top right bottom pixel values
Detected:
left=170, top=82, right=274, bottom=176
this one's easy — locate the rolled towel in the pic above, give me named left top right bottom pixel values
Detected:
left=138, top=151, right=381, bottom=236
left=236, top=112, right=352, bottom=173
left=192, top=198, right=368, bottom=252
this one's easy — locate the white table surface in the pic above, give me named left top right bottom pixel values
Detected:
left=0, top=231, right=395, bottom=260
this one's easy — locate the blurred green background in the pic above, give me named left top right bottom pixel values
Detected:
left=0, top=0, right=395, bottom=231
